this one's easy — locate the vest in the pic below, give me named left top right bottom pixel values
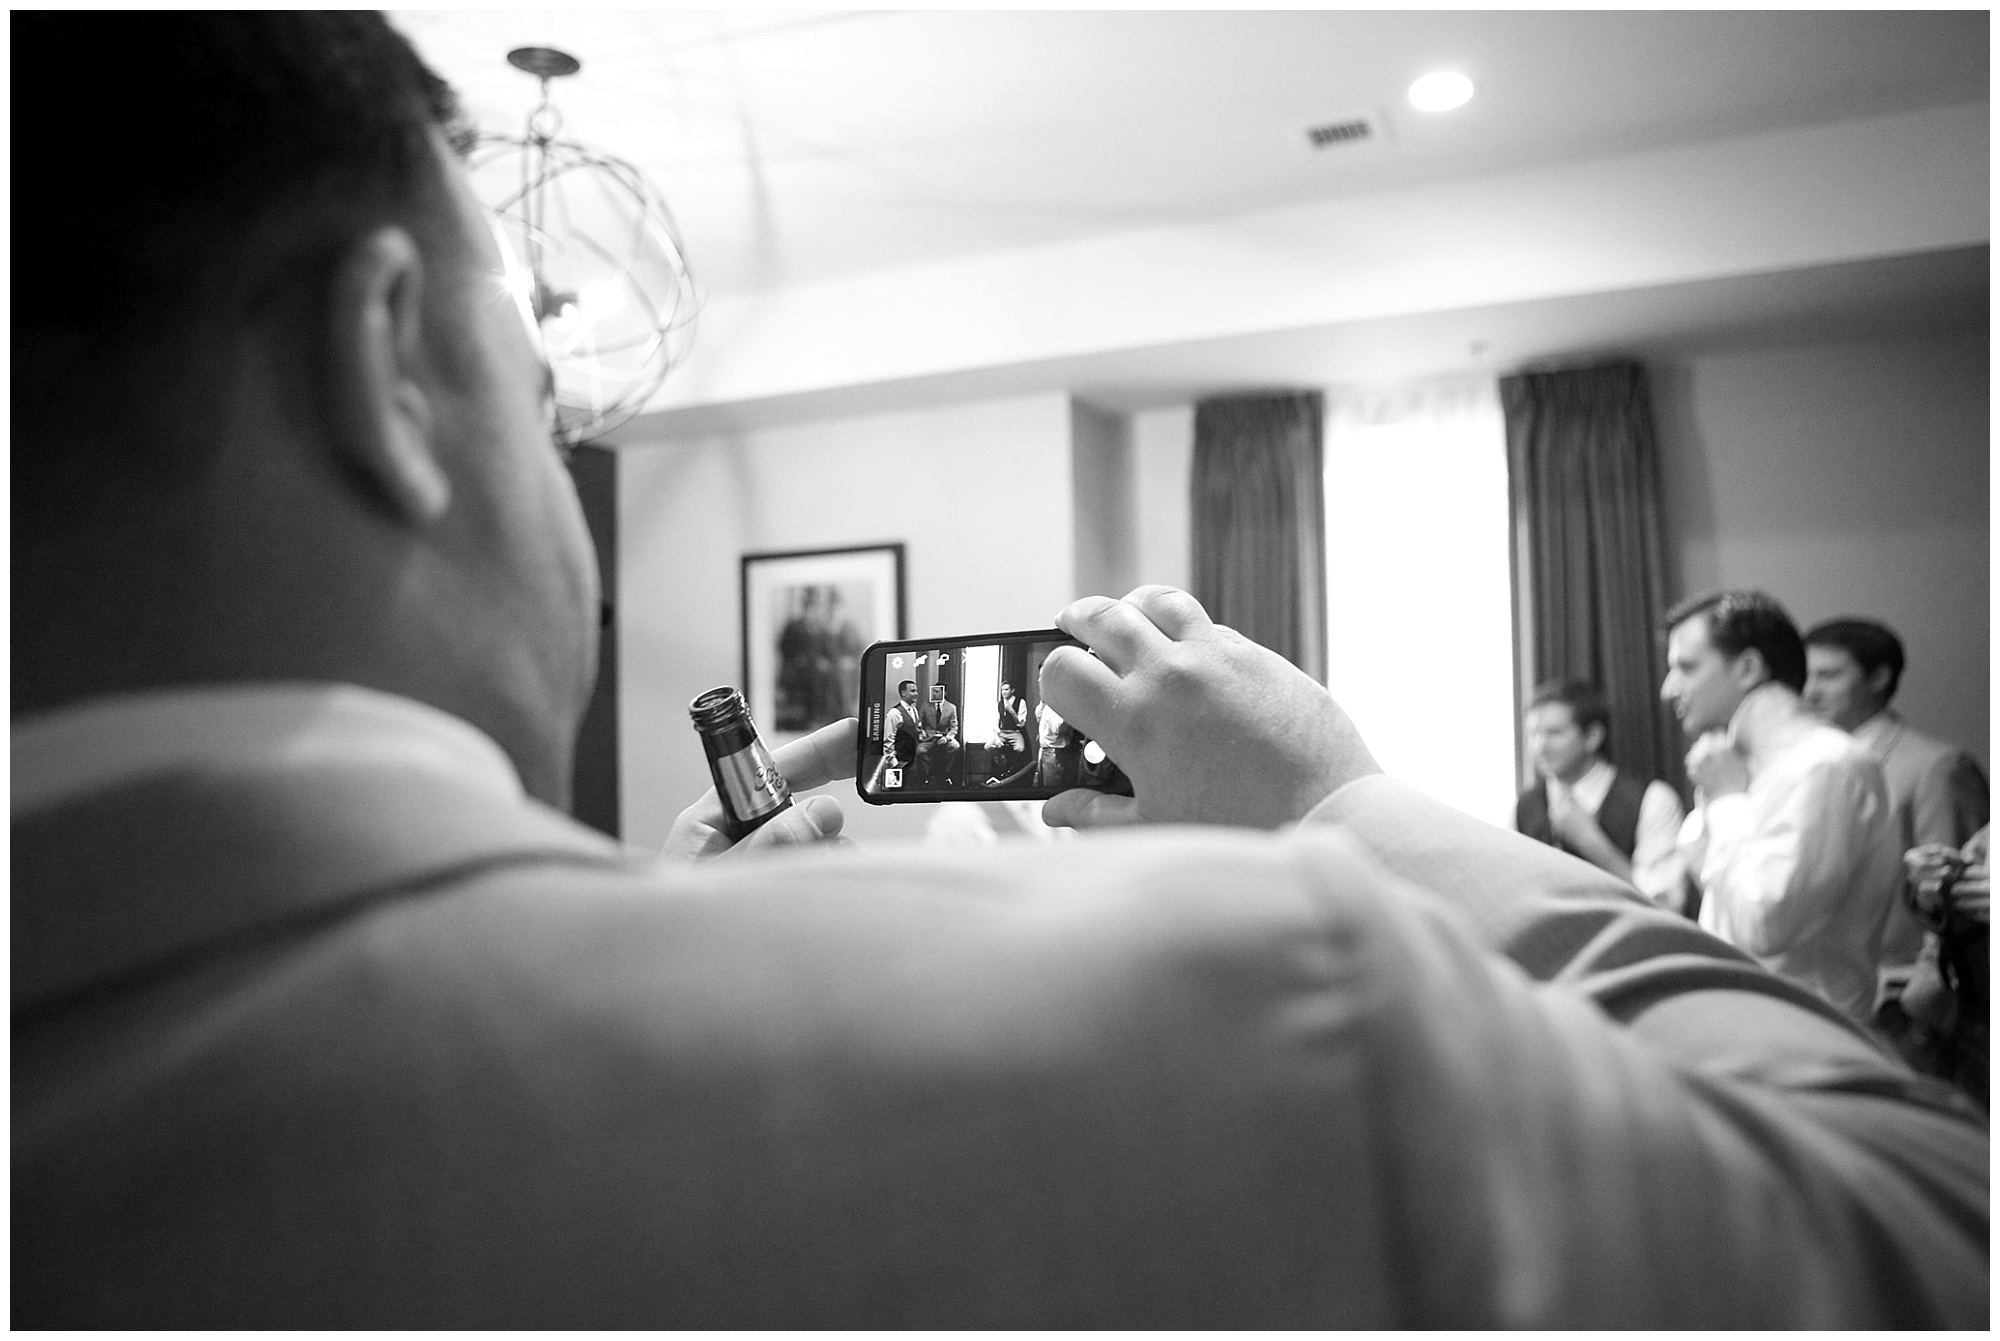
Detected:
left=1516, top=769, right=1647, bottom=861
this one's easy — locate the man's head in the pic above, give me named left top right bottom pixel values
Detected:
left=1000, top=682, right=1013, bottom=700
left=899, top=681, right=918, bottom=705
left=14, top=14, right=598, bottom=804
left=1524, top=679, right=1610, bottom=785
left=1802, top=619, right=1904, bottom=732
left=1660, top=591, right=1805, bottom=736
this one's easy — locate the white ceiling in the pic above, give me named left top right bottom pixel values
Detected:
left=389, top=8, right=1989, bottom=424
left=392, top=9, right=1988, bottom=298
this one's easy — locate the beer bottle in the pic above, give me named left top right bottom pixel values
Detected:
left=689, top=687, right=794, bottom=840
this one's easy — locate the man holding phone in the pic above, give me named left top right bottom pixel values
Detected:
left=13, top=14, right=1983, bottom=1330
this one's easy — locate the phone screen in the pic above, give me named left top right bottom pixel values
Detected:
left=855, top=629, right=1134, bottom=804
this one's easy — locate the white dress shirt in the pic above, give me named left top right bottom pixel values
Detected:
left=1678, top=683, right=1904, bottom=1021
left=1543, top=759, right=1687, bottom=911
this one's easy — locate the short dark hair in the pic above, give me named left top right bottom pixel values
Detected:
left=1804, top=618, right=1906, bottom=701
left=1529, top=677, right=1611, bottom=750
left=898, top=680, right=916, bottom=694
left=1664, top=590, right=1806, bottom=692
left=14, top=13, right=467, bottom=471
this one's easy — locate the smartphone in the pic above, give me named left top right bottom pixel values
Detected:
left=855, top=628, right=1134, bottom=804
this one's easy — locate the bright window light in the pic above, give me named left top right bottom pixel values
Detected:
left=1408, top=70, right=1474, bottom=112
left=962, top=644, right=999, bottom=744
left=1323, top=378, right=1513, bottom=828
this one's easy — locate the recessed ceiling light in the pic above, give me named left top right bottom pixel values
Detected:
left=1408, top=70, right=1474, bottom=113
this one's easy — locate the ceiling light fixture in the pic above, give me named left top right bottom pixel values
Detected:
left=1407, top=70, right=1475, bottom=113
left=466, top=46, right=701, bottom=447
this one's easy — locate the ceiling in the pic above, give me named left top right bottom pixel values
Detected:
left=389, top=9, right=1988, bottom=423
left=392, top=9, right=1988, bottom=299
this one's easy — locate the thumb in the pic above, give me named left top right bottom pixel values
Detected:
left=1042, top=790, right=1145, bottom=831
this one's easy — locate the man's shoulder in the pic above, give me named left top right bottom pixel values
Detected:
left=1882, top=718, right=1981, bottom=774
left=12, top=761, right=623, bottom=1012
left=1782, top=717, right=1883, bottom=775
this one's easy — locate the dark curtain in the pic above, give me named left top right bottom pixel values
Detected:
left=567, top=444, right=620, bottom=838
left=1190, top=393, right=1327, bottom=681
left=1502, top=361, right=1679, bottom=793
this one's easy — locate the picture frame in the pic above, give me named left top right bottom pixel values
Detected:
left=741, top=542, right=906, bottom=741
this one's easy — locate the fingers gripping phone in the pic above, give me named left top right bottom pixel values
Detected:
left=856, top=629, right=1134, bottom=804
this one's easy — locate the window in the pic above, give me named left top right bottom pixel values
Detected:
left=1323, top=379, right=1515, bottom=827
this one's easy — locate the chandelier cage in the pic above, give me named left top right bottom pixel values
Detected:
left=467, top=46, right=701, bottom=446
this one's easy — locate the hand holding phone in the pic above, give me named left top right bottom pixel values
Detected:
left=1038, top=586, right=1380, bottom=830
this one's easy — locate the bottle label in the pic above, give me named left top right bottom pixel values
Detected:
left=714, top=745, right=791, bottom=823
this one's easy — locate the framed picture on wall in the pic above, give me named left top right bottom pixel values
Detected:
left=742, top=543, right=906, bottom=740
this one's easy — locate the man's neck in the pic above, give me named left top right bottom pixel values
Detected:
left=1551, top=756, right=1604, bottom=788
left=1727, top=681, right=1809, bottom=764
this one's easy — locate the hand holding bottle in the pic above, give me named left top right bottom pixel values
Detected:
left=665, top=712, right=856, bottom=862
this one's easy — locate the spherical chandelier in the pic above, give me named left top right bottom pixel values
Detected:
left=465, top=46, right=700, bottom=446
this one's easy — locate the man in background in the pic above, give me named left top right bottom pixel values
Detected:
left=916, top=682, right=962, bottom=786
left=1661, top=591, right=1907, bottom=1022
left=994, top=679, right=1029, bottom=776
left=866, top=677, right=923, bottom=792
left=1035, top=696, right=1080, bottom=789
left=1516, top=678, right=1687, bottom=913
left=1803, top=617, right=1989, bottom=861
left=11, top=13, right=1984, bottom=1329
left=1804, top=616, right=1990, bottom=1057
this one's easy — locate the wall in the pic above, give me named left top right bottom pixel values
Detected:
left=618, top=391, right=1080, bottom=848
left=1652, top=326, right=1989, bottom=769
left=1131, top=405, right=1195, bottom=595
left=618, top=325, right=1989, bottom=849
left=1070, top=400, right=1135, bottom=599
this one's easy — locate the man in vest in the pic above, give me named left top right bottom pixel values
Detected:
left=874, top=679, right=922, bottom=789
left=1517, top=678, right=1688, bottom=912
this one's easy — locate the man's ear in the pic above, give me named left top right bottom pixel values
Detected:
left=1583, top=722, right=1607, bottom=757
left=326, top=226, right=450, bottom=524
left=1866, top=664, right=1895, bottom=700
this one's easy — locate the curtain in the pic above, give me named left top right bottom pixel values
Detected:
left=1190, top=392, right=1326, bottom=681
left=1502, top=361, right=1679, bottom=792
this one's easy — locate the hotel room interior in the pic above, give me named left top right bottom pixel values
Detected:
left=390, top=9, right=1989, bottom=849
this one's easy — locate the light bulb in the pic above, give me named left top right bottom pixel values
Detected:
left=1408, top=70, right=1474, bottom=112
left=580, top=278, right=628, bottom=319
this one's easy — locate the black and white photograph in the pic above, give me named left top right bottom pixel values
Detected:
left=741, top=543, right=903, bottom=738
left=14, top=9, right=1987, bottom=1330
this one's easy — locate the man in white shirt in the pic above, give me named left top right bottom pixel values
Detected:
left=1662, top=591, right=1907, bottom=1022
left=1516, top=678, right=1687, bottom=911
left=10, top=14, right=1985, bottom=1330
